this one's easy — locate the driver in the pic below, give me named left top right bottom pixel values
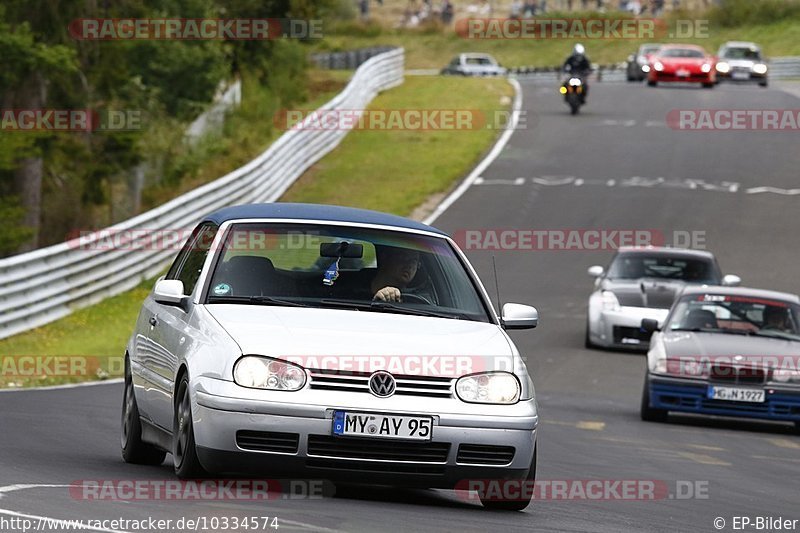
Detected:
left=563, top=43, right=591, bottom=102
left=762, top=306, right=792, bottom=332
left=371, top=245, right=421, bottom=302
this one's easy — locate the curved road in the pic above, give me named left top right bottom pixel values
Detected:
left=2, top=80, right=800, bottom=533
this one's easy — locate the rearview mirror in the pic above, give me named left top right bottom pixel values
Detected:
left=587, top=265, right=604, bottom=278
left=721, top=274, right=741, bottom=287
left=154, top=279, right=188, bottom=310
left=320, top=242, right=364, bottom=258
left=502, top=303, right=538, bottom=330
left=641, top=318, right=660, bottom=334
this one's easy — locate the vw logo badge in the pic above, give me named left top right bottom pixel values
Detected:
left=369, top=371, right=396, bottom=398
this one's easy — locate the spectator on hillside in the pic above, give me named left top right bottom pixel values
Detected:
left=441, top=0, right=454, bottom=23
left=510, top=0, right=524, bottom=18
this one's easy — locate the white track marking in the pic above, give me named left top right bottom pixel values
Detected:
left=0, top=508, right=130, bottom=533
left=746, top=186, right=800, bottom=195
left=424, top=78, right=523, bottom=225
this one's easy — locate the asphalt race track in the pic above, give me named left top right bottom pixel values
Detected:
left=2, top=80, right=799, bottom=533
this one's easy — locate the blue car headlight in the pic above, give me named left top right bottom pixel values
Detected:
left=234, top=356, right=307, bottom=391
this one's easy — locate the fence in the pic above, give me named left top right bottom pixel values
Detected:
left=0, top=47, right=405, bottom=341
left=310, top=46, right=398, bottom=70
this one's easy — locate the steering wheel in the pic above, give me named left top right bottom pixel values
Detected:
left=401, top=293, right=433, bottom=306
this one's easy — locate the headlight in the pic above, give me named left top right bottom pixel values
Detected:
left=234, top=356, right=307, bottom=391
left=456, top=372, right=520, bottom=404
left=642, top=65, right=651, bottom=73
left=716, top=62, right=730, bottom=73
left=654, top=61, right=664, bottom=72
left=559, top=86, right=568, bottom=95
left=772, top=369, right=800, bottom=384
left=601, top=290, right=621, bottom=312
left=701, top=63, right=712, bottom=73
left=753, top=63, right=768, bottom=74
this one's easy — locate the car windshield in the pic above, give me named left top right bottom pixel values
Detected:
left=665, top=294, right=800, bottom=341
left=640, top=45, right=661, bottom=55
left=722, top=47, right=761, bottom=60
left=466, top=57, right=494, bottom=65
left=606, top=254, right=719, bottom=282
left=660, top=49, right=705, bottom=58
left=204, top=223, right=491, bottom=322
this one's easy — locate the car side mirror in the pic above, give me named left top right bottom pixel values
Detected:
left=154, top=279, right=188, bottom=310
left=587, top=265, right=604, bottom=278
left=641, top=318, right=660, bottom=334
left=502, top=303, right=538, bottom=330
left=721, top=274, right=741, bottom=287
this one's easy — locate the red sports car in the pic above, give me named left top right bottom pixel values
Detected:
left=647, top=45, right=716, bottom=88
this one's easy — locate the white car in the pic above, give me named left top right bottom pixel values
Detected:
left=585, top=247, right=740, bottom=351
left=122, top=203, right=540, bottom=510
left=441, top=53, right=508, bottom=77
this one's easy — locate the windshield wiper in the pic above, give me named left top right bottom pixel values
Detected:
left=745, top=329, right=800, bottom=341
left=318, top=298, right=466, bottom=320
left=208, top=295, right=309, bottom=307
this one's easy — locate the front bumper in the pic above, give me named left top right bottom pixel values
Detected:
left=650, top=71, right=714, bottom=83
left=716, top=70, right=767, bottom=83
left=647, top=374, right=800, bottom=422
left=192, top=377, right=537, bottom=487
left=589, top=306, right=668, bottom=350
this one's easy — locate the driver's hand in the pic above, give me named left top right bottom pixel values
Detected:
left=374, top=287, right=402, bottom=302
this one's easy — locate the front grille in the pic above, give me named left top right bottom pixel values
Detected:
left=613, top=326, right=652, bottom=345
left=710, top=365, right=766, bottom=385
left=236, top=431, right=299, bottom=453
left=306, top=458, right=446, bottom=475
left=308, top=369, right=454, bottom=398
left=307, top=434, right=450, bottom=462
left=457, top=444, right=515, bottom=465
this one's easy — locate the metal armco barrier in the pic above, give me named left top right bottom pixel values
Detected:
left=0, top=48, right=405, bottom=341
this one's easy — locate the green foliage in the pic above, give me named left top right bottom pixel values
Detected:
left=709, top=0, right=800, bottom=27
left=0, top=197, right=34, bottom=255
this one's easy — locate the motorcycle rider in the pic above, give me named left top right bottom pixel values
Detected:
left=563, top=43, right=592, bottom=102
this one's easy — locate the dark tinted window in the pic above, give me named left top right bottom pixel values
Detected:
left=607, top=254, right=719, bottom=283
left=166, top=224, right=218, bottom=295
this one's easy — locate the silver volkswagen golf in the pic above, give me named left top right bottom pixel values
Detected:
left=122, top=203, right=540, bottom=510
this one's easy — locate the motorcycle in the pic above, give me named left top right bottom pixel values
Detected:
left=560, top=76, right=586, bottom=115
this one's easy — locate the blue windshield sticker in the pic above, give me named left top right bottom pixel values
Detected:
left=323, top=259, right=340, bottom=286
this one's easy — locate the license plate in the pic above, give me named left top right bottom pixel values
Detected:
left=676, top=69, right=690, bottom=77
left=332, top=411, right=433, bottom=441
left=708, top=386, right=765, bottom=403
left=732, top=71, right=750, bottom=80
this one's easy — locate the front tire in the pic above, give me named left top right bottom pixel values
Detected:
left=480, top=445, right=537, bottom=511
left=173, top=374, right=206, bottom=478
left=640, top=376, right=668, bottom=423
left=702, top=82, right=715, bottom=89
left=121, top=357, right=166, bottom=465
left=585, top=319, right=595, bottom=349
left=647, top=80, right=657, bottom=87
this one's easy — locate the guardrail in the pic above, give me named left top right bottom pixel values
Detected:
left=509, top=56, right=800, bottom=83
left=0, top=47, right=405, bottom=341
